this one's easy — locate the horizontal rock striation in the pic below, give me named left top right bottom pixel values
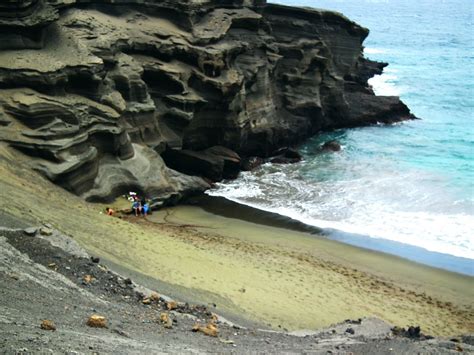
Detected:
left=0, top=0, right=414, bottom=203
left=0, top=0, right=59, bottom=50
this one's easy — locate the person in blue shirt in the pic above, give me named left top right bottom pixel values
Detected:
left=142, top=202, right=149, bottom=217
left=140, top=197, right=150, bottom=217
left=132, top=199, right=141, bottom=216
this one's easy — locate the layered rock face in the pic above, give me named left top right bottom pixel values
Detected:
left=0, top=0, right=58, bottom=50
left=0, top=0, right=414, bottom=203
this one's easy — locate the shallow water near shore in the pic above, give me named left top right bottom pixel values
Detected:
left=210, top=0, right=474, bottom=271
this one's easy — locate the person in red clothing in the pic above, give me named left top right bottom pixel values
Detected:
left=105, top=207, right=115, bottom=216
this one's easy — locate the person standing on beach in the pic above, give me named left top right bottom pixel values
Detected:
left=141, top=197, right=150, bottom=217
left=142, top=201, right=150, bottom=217
left=132, top=200, right=141, bottom=216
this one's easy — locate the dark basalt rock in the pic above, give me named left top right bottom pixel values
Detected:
left=408, top=326, right=421, bottom=338
left=241, top=156, right=265, bottom=171
left=392, top=325, right=427, bottom=339
left=268, top=147, right=302, bottom=165
left=321, top=140, right=342, bottom=152
left=271, top=148, right=302, bottom=161
left=349, top=58, right=388, bottom=87
left=269, top=156, right=300, bottom=165
left=0, top=0, right=416, bottom=203
left=162, top=145, right=241, bottom=181
left=206, top=145, right=241, bottom=179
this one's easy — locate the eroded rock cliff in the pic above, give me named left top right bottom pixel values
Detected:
left=0, top=0, right=414, bottom=204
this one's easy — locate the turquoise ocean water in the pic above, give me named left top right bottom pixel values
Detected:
left=208, top=0, right=474, bottom=274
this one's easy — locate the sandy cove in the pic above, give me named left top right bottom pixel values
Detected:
left=0, top=148, right=473, bottom=337
left=110, top=202, right=473, bottom=336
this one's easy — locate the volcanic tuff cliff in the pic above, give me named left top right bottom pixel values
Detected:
left=0, top=0, right=414, bottom=205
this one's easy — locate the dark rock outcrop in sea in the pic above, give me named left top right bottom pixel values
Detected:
left=0, top=0, right=415, bottom=204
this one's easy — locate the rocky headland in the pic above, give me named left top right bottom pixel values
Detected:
left=0, top=0, right=414, bottom=206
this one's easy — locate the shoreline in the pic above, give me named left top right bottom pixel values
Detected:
left=193, top=194, right=474, bottom=276
left=132, top=199, right=474, bottom=335
left=1, top=157, right=472, bottom=336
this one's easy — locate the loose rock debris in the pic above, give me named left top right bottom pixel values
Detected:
left=192, top=322, right=218, bottom=337
left=87, top=315, right=107, bottom=328
left=150, top=292, right=160, bottom=302
left=40, top=320, right=56, bottom=331
left=83, top=274, right=95, bottom=284
left=166, top=301, right=178, bottom=310
left=160, top=313, right=173, bottom=329
left=39, top=227, right=53, bottom=236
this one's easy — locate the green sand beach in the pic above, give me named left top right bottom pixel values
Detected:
left=1, top=149, right=472, bottom=336
left=132, top=202, right=474, bottom=335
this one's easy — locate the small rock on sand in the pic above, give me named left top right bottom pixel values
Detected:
left=39, top=227, right=53, bottom=236
left=142, top=298, right=151, bottom=305
left=82, top=275, right=95, bottom=284
left=150, top=292, right=160, bottom=302
left=192, top=322, right=218, bottom=337
left=166, top=301, right=178, bottom=310
left=160, top=313, right=173, bottom=329
left=23, top=227, right=37, bottom=236
left=40, top=320, right=56, bottom=331
left=86, top=315, right=107, bottom=328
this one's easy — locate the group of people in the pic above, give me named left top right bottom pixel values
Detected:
left=103, top=192, right=151, bottom=217
left=129, top=192, right=150, bottom=217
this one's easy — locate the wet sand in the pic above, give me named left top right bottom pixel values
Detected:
left=1, top=148, right=473, bottom=336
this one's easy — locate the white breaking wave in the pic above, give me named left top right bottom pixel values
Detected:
left=364, top=47, right=387, bottom=54
left=368, top=73, right=401, bottom=96
left=209, top=190, right=474, bottom=260
left=363, top=47, right=402, bottom=96
left=284, top=205, right=474, bottom=261
left=207, top=165, right=474, bottom=262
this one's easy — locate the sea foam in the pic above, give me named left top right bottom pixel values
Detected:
left=208, top=157, right=474, bottom=268
left=364, top=47, right=387, bottom=54
left=368, top=73, right=401, bottom=96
